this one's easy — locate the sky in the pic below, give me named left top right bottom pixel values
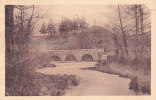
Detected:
left=32, top=5, right=113, bottom=36
left=13, top=5, right=151, bottom=36
left=35, top=5, right=113, bottom=26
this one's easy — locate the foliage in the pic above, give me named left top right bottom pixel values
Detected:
left=47, top=23, right=56, bottom=37
left=59, top=17, right=88, bottom=35
left=39, top=22, right=47, bottom=35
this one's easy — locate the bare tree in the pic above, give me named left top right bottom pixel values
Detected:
left=117, top=5, right=129, bottom=56
left=105, top=4, right=150, bottom=65
left=6, top=5, right=41, bottom=83
left=125, top=5, right=151, bottom=60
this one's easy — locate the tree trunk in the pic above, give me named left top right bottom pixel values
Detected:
left=113, top=29, right=119, bottom=57
left=20, top=6, right=24, bottom=58
left=134, top=5, right=139, bottom=59
left=5, top=5, right=14, bottom=61
left=118, top=5, right=129, bottom=56
left=139, top=5, right=144, bottom=34
left=139, top=5, right=144, bottom=56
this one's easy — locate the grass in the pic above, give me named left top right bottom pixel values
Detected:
left=89, top=62, right=151, bottom=95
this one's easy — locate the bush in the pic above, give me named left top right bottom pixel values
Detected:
left=5, top=58, right=79, bottom=96
left=107, top=54, right=151, bottom=72
left=129, top=76, right=151, bottom=94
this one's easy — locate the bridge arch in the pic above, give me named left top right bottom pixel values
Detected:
left=65, top=55, right=77, bottom=61
left=51, top=55, right=61, bottom=61
left=81, top=54, right=93, bottom=62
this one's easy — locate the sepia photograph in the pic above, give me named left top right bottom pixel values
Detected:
left=5, top=4, right=151, bottom=96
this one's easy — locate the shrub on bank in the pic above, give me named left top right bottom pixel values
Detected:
left=94, top=62, right=151, bottom=94
left=129, top=76, right=151, bottom=94
left=5, top=58, right=79, bottom=96
left=106, top=55, right=151, bottom=72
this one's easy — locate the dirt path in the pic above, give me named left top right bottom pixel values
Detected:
left=36, top=62, right=137, bottom=96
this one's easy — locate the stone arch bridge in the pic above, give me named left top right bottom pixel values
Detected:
left=48, top=49, right=106, bottom=62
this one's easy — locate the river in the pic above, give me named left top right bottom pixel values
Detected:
left=36, top=62, right=143, bottom=96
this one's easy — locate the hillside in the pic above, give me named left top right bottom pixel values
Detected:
left=79, top=26, right=114, bottom=51
left=34, top=26, right=115, bottom=52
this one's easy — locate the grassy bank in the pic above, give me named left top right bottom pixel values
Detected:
left=6, top=58, right=79, bottom=96
left=88, top=62, right=151, bottom=95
